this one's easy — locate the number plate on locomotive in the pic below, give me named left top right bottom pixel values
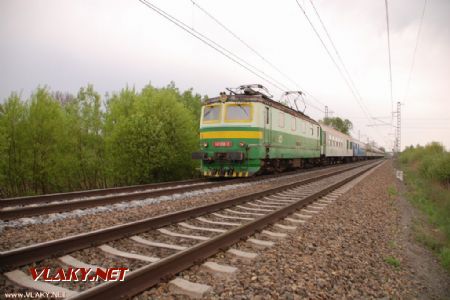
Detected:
left=213, top=141, right=232, bottom=147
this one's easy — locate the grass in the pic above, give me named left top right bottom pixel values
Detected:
left=441, top=247, right=450, bottom=270
left=387, top=185, right=398, bottom=197
left=403, top=169, right=450, bottom=270
left=388, top=240, right=397, bottom=249
left=399, top=143, right=450, bottom=272
left=384, top=256, right=401, bottom=268
left=387, top=185, right=399, bottom=206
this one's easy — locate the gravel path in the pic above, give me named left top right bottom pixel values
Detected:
left=139, top=160, right=450, bottom=299
left=0, top=164, right=362, bottom=251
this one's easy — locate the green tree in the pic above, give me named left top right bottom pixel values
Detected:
left=0, top=94, right=29, bottom=196
left=1, top=82, right=203, bottom=197
left=105, top=84, right=198, bottom=185
left=179, top=89, right=202, bottom=123
left=104, top=86, right=140, bottom=185
left=321, top=117, right=353, bottom=135
left=27, top=87, right=65, bottom=194
left=75, top=85, right=105, bottom=189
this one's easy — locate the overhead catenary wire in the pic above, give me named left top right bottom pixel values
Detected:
left=403, top=0, right=427, bottom=104
left=384, top=0, right=394, bottom=120
left=313, top=1, right=392, bottom=145
left=140, top=0, right=387, bottom=148
left=138, top=0, right=288, bottom=93
left=294, top=0, right=386, bottom=145
left=293, top=0, right=374, bottom=123
left=189, top=0, right=327, bottom=113
left=307, top=0, right=373, bottom=118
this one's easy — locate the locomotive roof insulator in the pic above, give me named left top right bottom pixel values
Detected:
left=226, top=84, right=273, bottom=99
left=219, top=91, right=228, bottom=103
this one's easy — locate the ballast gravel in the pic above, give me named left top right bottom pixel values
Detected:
left=137, top=160, right=450, bottom=299
left=0, top=164, right=363, bottom=251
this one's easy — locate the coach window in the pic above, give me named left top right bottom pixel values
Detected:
left=203, top=105, right=221, bottom=123
left=265, top=107, right=270, bottom=124
left=310, top=127, right=314, bottom=136
left=225, top=103, right=252, bottom=122
left=291, top=117, right=296, bottom=131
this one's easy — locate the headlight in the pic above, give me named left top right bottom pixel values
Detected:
left=203, top=142, right=208, bottom=148
left=239, top=142, right=246, bottom=147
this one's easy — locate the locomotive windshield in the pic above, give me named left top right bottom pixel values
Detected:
left=203, top=105, right=221, bottom=122
left=225, top=104, right=252, bottom=122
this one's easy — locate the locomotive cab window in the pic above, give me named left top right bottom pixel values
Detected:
left=203, top=105, right=221, bottom=123
left=225, top=103, right=252, bottom=122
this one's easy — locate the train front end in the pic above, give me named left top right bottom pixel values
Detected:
left=192, top=94, right=263, bottom=177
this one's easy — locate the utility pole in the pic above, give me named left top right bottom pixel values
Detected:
left=395, top=101, right=401, bottom=153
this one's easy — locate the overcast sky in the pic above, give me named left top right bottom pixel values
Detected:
left=1, top=0, right=449, bottom=150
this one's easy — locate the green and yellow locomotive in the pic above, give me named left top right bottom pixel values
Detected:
left=192, top=85, right=321, bottom=177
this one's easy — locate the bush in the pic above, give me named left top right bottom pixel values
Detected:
left=441, top=247, right=450, bottom=270
left=432, top=153, right=450, bottom=185
left=400, top=142, right=450, bottom=272
left=402, top=142, right=449, bottom=186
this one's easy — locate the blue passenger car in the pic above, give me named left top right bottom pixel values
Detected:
left=352, top=139, right=366, bottom=158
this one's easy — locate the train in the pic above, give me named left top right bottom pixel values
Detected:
left=192, top=84, right=384, bottom=177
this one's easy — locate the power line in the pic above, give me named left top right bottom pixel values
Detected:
left=384, top=0, right=394, bottom=119
left=308, top=0, right=373, bottom=118
left=138, top=0, right=288, bottom=93
left=293, top=0, right=374, bottom=122
left=403, top=0, right=427, bottom=103
left=293, top=0, right=386, bottom=145
left=189, top=0, right=327, bottom=112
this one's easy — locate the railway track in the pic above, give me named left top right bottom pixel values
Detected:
left=0, top=159, right=383, bottom=299
left=0, top=161, right=372, bottom=220
left=0, top=178, right=208, bottom=219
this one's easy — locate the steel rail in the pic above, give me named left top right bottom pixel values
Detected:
left=69, top=161, right=382, bottom=300
left=0, top=178, right=208, bottom=207
left=0, top=160, right=375, bottom=208
left=0, top=161, right=376, bottom=270
left=0, top=161, right=373, bottom=220
left=0, top=179, right=240, bottom=220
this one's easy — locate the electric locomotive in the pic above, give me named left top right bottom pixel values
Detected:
left=192, top=85, right=321, bottom=177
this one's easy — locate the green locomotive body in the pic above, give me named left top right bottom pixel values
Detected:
left=192, top=89, right=321, bottom=177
